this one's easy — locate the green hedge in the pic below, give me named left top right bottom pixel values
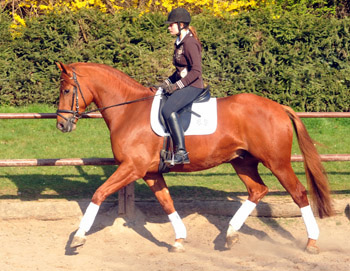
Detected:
left=0, top=8, right=349, bottom=111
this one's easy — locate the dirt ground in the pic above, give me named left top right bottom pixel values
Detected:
left=0, top=202, right=349, bottom=271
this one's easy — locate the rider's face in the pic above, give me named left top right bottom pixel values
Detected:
left=168, top=23, right=179, bottom=36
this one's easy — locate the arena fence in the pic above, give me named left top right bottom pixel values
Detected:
left=1, top=112, right=349, bottom=216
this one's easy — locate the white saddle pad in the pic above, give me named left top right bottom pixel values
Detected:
left=150, top=89, right=218, bottom=137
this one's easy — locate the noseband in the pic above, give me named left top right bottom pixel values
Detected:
left=56, top=70, right=87, bottom=122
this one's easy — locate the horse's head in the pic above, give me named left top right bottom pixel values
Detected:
left=56, top=62, right=91, bottom=133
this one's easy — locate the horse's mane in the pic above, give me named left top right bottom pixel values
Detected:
left=70, top=62, right=145, bottom=89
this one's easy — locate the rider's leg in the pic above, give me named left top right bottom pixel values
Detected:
left=165, top=112, right=189, bottom=164
left=161, top=86, right=202, bottom=165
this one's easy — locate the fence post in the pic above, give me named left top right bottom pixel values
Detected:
left=118, top=183, right=135, bottom=218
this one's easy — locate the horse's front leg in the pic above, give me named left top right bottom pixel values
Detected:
left=71, top=163, right=142, bottom=248
left=143, top=173, right=186, bottom=252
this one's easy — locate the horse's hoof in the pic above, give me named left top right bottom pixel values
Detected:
left=305, top=245, right=320, bottom=254
left=305, top=238, right=319, bottom=254
left=169, top=242, right=185, bottom=253
left=226, top=233, right=239, bottom=249
left=70, top=236, right=86, bottom=248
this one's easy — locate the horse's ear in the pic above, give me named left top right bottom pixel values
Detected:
left=56, top=61, right=71, bottom=76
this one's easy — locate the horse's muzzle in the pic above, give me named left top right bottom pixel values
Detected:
left=56, top=117, right=76, bottom=133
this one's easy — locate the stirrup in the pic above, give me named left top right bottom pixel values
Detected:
left=165, top=150, right=190, bottom=166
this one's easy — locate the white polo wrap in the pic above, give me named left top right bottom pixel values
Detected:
left=79, top=202, right=100, bottom=233
left=301, top=205, right=320, bottom=240
left=229, top=200, right=257, bottom=231
left=168, top=211, right=187, bottom=239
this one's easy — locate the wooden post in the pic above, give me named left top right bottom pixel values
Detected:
left=118, top=182, right=135, bottom=218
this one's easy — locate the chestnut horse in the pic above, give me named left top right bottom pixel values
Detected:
left=56, top=62, right=333, bottom=253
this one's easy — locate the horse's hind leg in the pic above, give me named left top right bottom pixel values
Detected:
left=143, top=173, right=186, bottom=252
left=226, top=158, right=268, bottom=248
left=268, top=162, right=320, bottom=253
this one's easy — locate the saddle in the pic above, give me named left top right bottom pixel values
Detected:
left=158, top=86, right=211, bottom=173
left=158, top=86, right=211, bottom=132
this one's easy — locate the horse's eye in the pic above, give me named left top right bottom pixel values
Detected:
left=64, top=89, right=70, bottom=94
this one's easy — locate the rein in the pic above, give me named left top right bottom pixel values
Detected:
left=83, top=95, right=158, bottom=116
left=57, top=69, right=159, bottom=120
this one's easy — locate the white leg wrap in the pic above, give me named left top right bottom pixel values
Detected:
left=79, top=202, right=100, bottom=233
left=168, top=211, right=187, bottom=239
left=75, top=228, right=86, bottom=237
left=229, top=200, right=257, bottom=231
left=301, top=205, right=319, bottom=240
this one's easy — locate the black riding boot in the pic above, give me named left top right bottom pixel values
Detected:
left=165, top=112, right=190, bottom=165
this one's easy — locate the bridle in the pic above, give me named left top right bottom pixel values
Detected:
left=56, top=69, right=158, bottom=122
left=56, top=69, right=87, bottom=123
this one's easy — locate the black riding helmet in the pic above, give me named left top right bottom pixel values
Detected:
left=165, top=8, right=191, bottom=36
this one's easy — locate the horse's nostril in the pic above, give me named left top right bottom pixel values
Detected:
left=57, top=120, right=75, bottom=133
left=57, top=122, right=65, bottom=132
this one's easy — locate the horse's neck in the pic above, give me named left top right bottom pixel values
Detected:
left=93, top=83, right=148, bottom=109
left=88, top=70, right=149, bottom=127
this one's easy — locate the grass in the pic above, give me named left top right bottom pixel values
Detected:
left=0, top=105, right=349, bottom=201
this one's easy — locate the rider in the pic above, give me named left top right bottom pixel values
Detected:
left=158, top=7, right=204, bottom=165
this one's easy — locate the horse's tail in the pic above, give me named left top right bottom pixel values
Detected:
left=282, top=105, right=334, bottom=218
